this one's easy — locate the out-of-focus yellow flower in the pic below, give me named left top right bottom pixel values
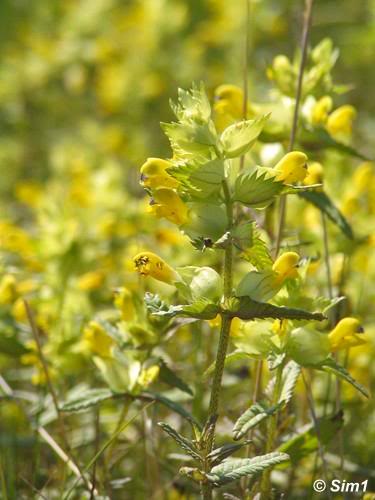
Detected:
left=352, top=162, right=374, bottom=194
left=114, top=287, right=135, bottom=321
left=155, top=228, right=186, bottom=246
left=11, top=297, right=27, bottom=322
left=340, top=193, right=360, bottom=217
left=140, top=158, right=178, bottom=189
left=326, top=105, right=356, bottom=139
left=303, top=162, right=324, bottom=186
left=214, top=84, right=244, bottom=119
left=311, top=96, right=332, bottom=125
left=138, top=365, right=160, bottom=388
left=133, top=252, right=180, bottom=285
left=274, top=151, right=308, bottom=184
left=0, top=221, right=33, bottom=257
left=272, top=252, right=300, bottom=283
left=0, top=274, right=18, bottom=305
left=328, top=317, right=366, bottom=352
left=14, top=182, right=43, bottom=207
left=149, top=188, right=189, bottom=225
left=272, top=319, right=289, bottom=337
left=83, top=321, right=114, bottom=358
left=77, top=271, right=104, bottom=291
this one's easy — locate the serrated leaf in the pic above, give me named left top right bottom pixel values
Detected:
left=320, top=357, right=369, bottom=398
left=168, top=159, right=224, bottom=198
left=236, top=271, right=280, bottom=302
left=278, top=412, right=343, bottom=464
left=159, top=359, right=194, bottom=396
left=158, top=422, right=201, bottom=461
left=279, top=361, right=301, bottom=405
left=241, top=229, right=273, bottom=270
left=207, top=441, right=252, bottom=466
left=60, top=388, right=114, bottom=412
left=220, top=114, right=270, bottom=158
left=233, top=402, right=280, bottom=440
left=206, top=452, right=289, bottom=486
left=182, top=203, right=228, bottom=243
left=150, top=299, right=220, bottom=320
left=234, top=170, right=284, bottom=208
left=299, top=190, right=353, bottom=239
left=142, top=391, right=201, bottom=427
left=225, top=296, right=326, bottom=322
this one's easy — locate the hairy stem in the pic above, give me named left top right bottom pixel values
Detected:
left=274, top=0, right=314, bottom=257
left=201, top=180, right=233, bottom=500
left=260, top=362, right=284, bottom=499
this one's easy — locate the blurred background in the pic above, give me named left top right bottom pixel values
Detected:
left=0, top=0, right=374, bottom=498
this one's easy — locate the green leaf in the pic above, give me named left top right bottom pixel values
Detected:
left=158, top=422, right=201, bottom=461
left=207, top=441, right=252, bottom=466
left=220, top=114, right=270, bottom=158
left=233, top=402, right=280, bottom=441
left=235, top=271, right=280, bottom=302
left=232, top=221, right=253, bottom=251
left=279, top=361, right=301, bottom=405
left=241, top=228, right=273, bottom=270
left=320, top=357, right=369, bottom=398
left=225, top=296, right=326, bottom=322
left=301, top=128, right=370, bottom=161
left=234, top=170, right=284, bottom=208
left=206, top=452, right=289, bottom=486
left=0, top=334, right=29, bottom=357
left=299, top=190, right=353, bottom=239
left=150, top=298, right=220, bottom=320
left=168, top=159, right=224, bottom=198
left=60, top=388, right=114, bottom=412
left=143, top=391, right=201, bottom=427
left=159, top=359, right=194, bottom=396
left=278, top=412, right=343, bottom=464
left=182, top=203, right=228, bottom=243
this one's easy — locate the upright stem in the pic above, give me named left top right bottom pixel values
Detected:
left=260, top=362, right=284, bottom=499
left=201, top=180, right=233, bottom=500
left=274, top=0, right=314, bottom=257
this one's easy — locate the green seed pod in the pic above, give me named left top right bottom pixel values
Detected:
left=287, top=327, right=330, bottom=366
left=190, top=267, right=222, bottom=302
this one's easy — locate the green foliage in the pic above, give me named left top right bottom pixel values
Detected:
left=234, top=170, right=284, bottom=208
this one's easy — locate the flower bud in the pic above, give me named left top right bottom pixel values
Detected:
left=140, top=158, right=179, bottom=189
left=328, top=317, right=366, bottom=352
left=190, top=267, right=222, bottom=301
left=303, top=162, right=324, bottom=186
left=326, top=105, right=356, bottom=138
left=272, top=252, right=300, bottom=283
left=311, top=96, right=332, bottom=125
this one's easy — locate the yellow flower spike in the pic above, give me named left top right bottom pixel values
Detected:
left=311, top=96, right=333, bottom=125
left=83, top=321, right=114, bottom=358
left=328, top=317, right=366, bottom=352
left=326, top=105, right=357, bottom=138
left=149, top=187, right=189, bottom=225
left=133, top=252, right=181, bottom=285
left=140, top=158, right=179, bottom=189
left=274, top=151, right=308, bottom=184
left=272, top=252, right=300, bottom=283
left=214, top=84, right=244, bottom=119
left=113, top=287, right=136, bottom=321
left=303, top=162, right=324, bottom=186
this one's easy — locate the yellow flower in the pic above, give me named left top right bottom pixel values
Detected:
left=272, top=252, right=300, bottom=283
left=0, top=274, right=18, bottom=305
left=328, top=317, right=366, bottom=352
left=83, top=321, right=114, bottom=358
left=11, top=297, right=28, bottom=323
left=140, top=158, right=179, bottom=189
left=133, top=252, right=180, bottom=285
left=113, top=287, right=136, bottom=321
left=352, top=162, right=374, bottom=194
left=303, top=162, right=324, bottom=186
left=138, top=365, right=160, bottom=388
left=14, top=182, right=43, bottom=207
left=274, top=151, right=308, bottom=184
left=311, top=96, right=333, bottom=125
left=326, top=105, right=356, bottom=138
left=149, top=188, right=189, bottom=225
left=77, top=271, right=104, bottom=291
left=214, top=84, right=244, bottom=119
